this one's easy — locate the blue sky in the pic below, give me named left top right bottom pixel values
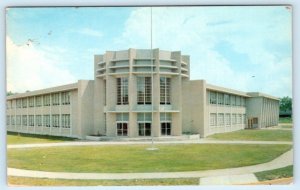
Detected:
left=6, top=6, right=292, bottom=97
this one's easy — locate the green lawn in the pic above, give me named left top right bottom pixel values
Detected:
left=255, top=165, right=293, bottom=181
left=208, top=129, right=292, bottom=141
left=7, top=132, right=77, bottom=145
left=279, top=125, right=293, bottom=129
left=8, top=144, right=291, bottom=173
left=279, top=117, right=293, bottom=124
left=8, top=176, right=198, bottom=186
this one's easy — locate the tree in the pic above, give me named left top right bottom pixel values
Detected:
left=279, top=96, right=292, bottom=113
left=6, top=91, right=14, bottom=96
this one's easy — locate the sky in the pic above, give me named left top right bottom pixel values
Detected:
left=6, top=6, right=292, bottom=97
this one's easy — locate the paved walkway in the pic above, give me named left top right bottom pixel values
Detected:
left=7, top=147, right=293, bottom=180
left=199, top=174, right=258, bottom=185
left=7, top=139, right=292, bottom=149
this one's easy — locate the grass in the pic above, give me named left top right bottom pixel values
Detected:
left=255, top=165, right=293, bottom=181
left=7, top=132, right=77, bottom=145
left=277, top=124, right=293, bottom=129
left=208, top=129, right=292, bottom=141
left=279, top=117, right=293, bottom=124
left=8, top=176, right=198, bottom=186
left=8, top=144, right=291, bottom=173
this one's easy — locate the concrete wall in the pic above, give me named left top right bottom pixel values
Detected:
left=246, top=96, right=279, bottom=128
left=182, top=80, right=207, bottom=137
left=206, top=90, right=246, bottom=136
left=6, top=81, right=94, bottom=139
left=77, top=80, right=95, bottom=137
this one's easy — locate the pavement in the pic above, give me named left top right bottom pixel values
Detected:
left=199, top=174, right=258, bottom=185
left=7, top=139, right=293, bottom=184
left=7, top=139, right=292, bottom=149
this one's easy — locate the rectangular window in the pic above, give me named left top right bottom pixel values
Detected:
left=29, top=97, right=34, bottom=107
left=61, top=114, right=71, bottom=128
left=117, top=123, right=128, bottom=136
left=43, top=95, right=50, bottom=106
left=161, top=123, right=171, bottom=136
left=52, top=114, right=60, bottom=127
left=43, top=115, right=50, bottom=127
left=237, top=114, right=242, bottom=124
left=22, top=115, right=27, bottom=126
left=117, top=78, right=129, bottom=105
left=12, top=100, right=15, bottom=109
left=160, top=77, right=171, bottom=104
left=104, top=80, right=107, bottom=106
left=28, top=115, right=34, bottom=126
left=36, top=115, right=42, bottom=126
left=36, top=96, right=42, bottom=107
left=52, top=93, right=60, bottom=106
left=231, top=95, right=236, bottom=106
left=11, top=116, right=15, bottom=126
left=218, top=113, right=224, bottom=126
left=160, top=112, right=171, bottom=122
left=137, top=77, right=151, bottom=104
left=116, top=113, right=129, bottom=136
left=16, top=115, right=21, bottom=126
left=16, top=99, right=22, bottom=108
left=61, top=92, right=71, bottom=105
left=225, top=113, right=231, bottom=125
left=210, top=113, right=217, bottom=126
left=243, top=114, right=247, bottom=124
left=232, top=114, right=236, bottom=125
left=210, top=91, right=217, bottom=104
left=160, top=113, right=172, bottom=135
left=241, top=97, right=245, bottom=106
left=138, top=123, right=151, bottom=136
left=22, top=98, right=27, bottom=108
left=138, top=113, right=152, bottom=136
left=7, top=115, right=10, bottom=125
left=224, top=94, right=230, bottom=105
left=236, top=96, right=241, bottom=106
left=7, top=101, right=11, bottom=109
left=218, top=93, right=224, bottom=105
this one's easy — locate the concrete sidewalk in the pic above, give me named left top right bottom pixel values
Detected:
left=7, top=139, right=292, bottom=149
left=7, top=149, right=293, bottom=180
left=199, top=174, right=258, bottom=185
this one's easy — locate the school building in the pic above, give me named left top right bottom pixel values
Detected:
left=6, top=49, right=279, bottom=139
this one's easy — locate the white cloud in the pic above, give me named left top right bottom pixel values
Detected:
left=78, top=28, right=103, bottom=38
left=114, top=7, right=292, bottom=97
left=113, top=7, right=151, bottom=49
left=6, top=36, right=77, bottom=93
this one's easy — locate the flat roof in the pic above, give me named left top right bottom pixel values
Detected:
left=206, top=83, right=250, bottom=97
left=7, top=82, right=79, bottom=100
left=247, top=92, right=280, bottom=100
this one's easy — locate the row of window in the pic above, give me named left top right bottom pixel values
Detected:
left=116, top=76, right=171, bottom=105
left=209, top=91, right=246, bottom=106
left=116, top=122, right=172, bottom=137
left=8, top=92, right=71, bottom=109
left=115, top=112, right=172, bottom=122
left=210, top=113, right=246, bottom=126
left=115, top=113, right=171, bottom=136
left=7, top=114, right=71, bottom=128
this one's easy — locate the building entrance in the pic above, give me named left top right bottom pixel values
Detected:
left=138, top=123, right=151, bottom=136
left=248, top=117, right=258, bottom=129
left=161, top=122, right=171, bottom=135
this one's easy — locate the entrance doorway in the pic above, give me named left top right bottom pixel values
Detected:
left=161, top=122, right=171, bottom=135
left=138, top=123, right=151, bottom=136
left=248, top=117, right=258, bottom=129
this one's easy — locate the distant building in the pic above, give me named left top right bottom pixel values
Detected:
left=6, top=49, right=280, bottom=139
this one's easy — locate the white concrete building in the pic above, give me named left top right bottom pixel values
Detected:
left=6, top=49, right=279, bottom=139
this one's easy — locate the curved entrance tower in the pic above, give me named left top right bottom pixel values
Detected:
left=93, top=48, right=190, bottom=137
